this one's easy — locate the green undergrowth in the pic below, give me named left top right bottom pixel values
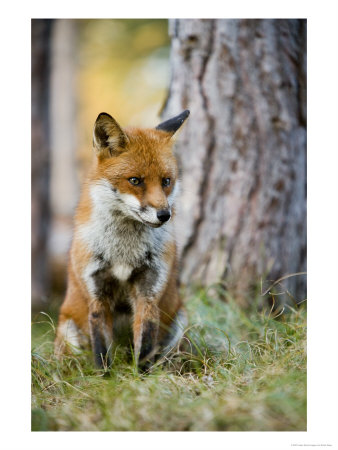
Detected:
left=31, top=287, right=306, bottom=431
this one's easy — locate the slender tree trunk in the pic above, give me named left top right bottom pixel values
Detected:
left=31, top=19, right=53, bottom=306
left=49, top=19, right=79, bottom=293
left=163, top=19, right=306, bottom=303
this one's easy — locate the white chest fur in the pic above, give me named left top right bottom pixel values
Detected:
left=111, top=263, right=133, bottom=282
left=77, top=181, right=173, bottom=287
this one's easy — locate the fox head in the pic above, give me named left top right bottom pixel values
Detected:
left=89, top=110, right=189, bottom=228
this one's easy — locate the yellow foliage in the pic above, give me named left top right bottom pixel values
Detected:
left=75, top=19, right=170, bottom=176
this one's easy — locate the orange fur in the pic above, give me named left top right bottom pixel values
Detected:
left=55, top=111, right=189, bottom=369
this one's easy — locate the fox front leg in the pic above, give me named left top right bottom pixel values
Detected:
left=133, top=299, right=160, bottom=371
left=88, top=299, right=113, bottom=370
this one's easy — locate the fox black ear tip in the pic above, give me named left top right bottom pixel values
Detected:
left=96, top=112, right=113, bottom=121
left=179, top=110, right=190, bottom=121
left=155, top=109, right=190, bottom=133
left=180, top=110, right=190, bottom=124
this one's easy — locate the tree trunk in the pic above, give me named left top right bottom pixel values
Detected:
left=31, top=19, right=53, bottom=306
left=49, top=19, right=79, bottom=293
left=163, top=19, right=306, bottom=303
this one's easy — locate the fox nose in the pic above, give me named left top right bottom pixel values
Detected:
left=157, top=209, right=171, bottom=223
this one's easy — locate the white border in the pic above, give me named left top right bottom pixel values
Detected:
left=1, top=1, right=337, bottom=449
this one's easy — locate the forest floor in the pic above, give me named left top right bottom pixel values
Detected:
left=31, top=286, right=306, bottom=431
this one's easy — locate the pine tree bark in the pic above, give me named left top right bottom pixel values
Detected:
left=163, top=19, right=306, bottom=302
left=31, top=19, right=53, bottom=306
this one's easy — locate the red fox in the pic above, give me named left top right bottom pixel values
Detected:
left=54, top=110, right=190, bottom=370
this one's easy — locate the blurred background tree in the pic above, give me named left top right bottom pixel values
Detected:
left=31, top=19, right=53, bottom=304
left=31, top=18, right=306, bottom=308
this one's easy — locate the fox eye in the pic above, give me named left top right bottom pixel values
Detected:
left=128, top=177, right=142, bottom=186
left=162, top=177, right=171, bottom=187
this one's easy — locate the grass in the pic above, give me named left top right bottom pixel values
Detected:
left=31, top=286, right=306, bottom=431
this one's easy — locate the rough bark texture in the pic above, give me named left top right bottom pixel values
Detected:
left=31, top=19, right=53, bottom=305
left=163, top=19, right=306, bottom=302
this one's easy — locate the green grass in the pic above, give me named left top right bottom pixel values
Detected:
left=31, top=286, right=306, bottom=431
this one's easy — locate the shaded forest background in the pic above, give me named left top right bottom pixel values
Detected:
left=31, top=19, right=306, bottom=309
left=32, top=19, right=171, bottom=305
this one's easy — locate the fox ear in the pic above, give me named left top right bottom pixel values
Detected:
left=93, top=113, right=128, bottom=157
left=156, top=110, right=190, bottom=136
